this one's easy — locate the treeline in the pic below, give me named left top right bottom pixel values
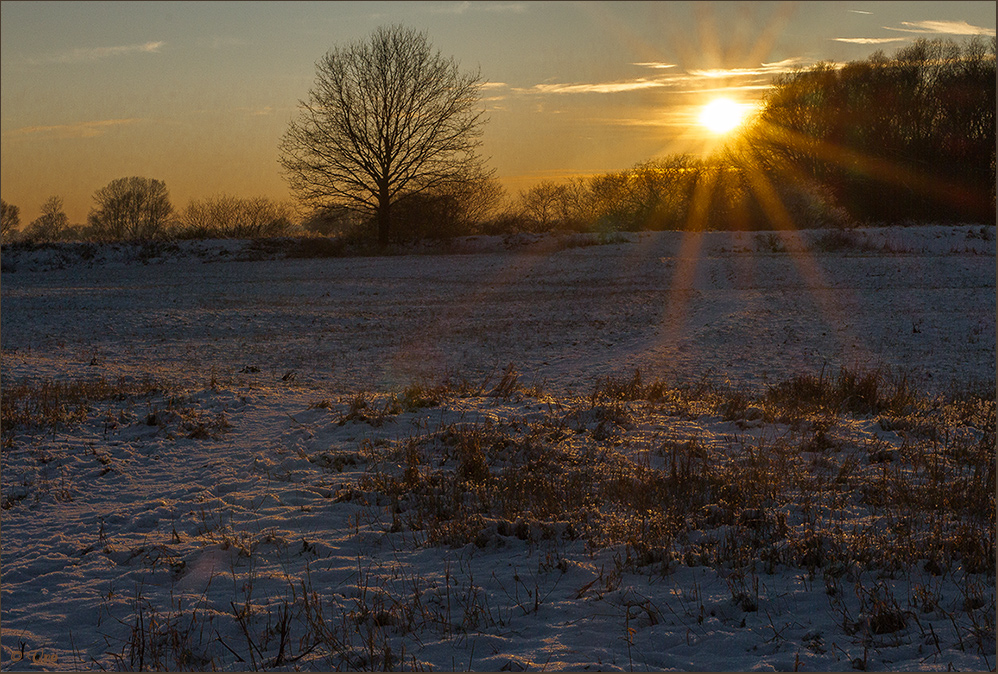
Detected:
left=507, top=38, right=995, bottom=233
left=2, top=38, right=993, bottom=246
left=1, top=179, right=300, bottom=245
left=503, top=158, right=848, bottom=234
left=748, top=37, right=995, bottom=224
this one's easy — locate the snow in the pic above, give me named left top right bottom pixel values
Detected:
left=0, top=225, right=994, bottom=671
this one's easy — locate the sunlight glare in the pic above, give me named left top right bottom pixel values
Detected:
left=699, top=97, right=747, bottom=135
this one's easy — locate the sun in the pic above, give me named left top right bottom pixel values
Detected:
left=699, top=97, right=748, bottom=135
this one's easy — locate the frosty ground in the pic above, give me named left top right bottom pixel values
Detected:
left=0, top=225, right=994, bottom=671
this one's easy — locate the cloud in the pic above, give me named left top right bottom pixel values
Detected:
left=885, top=20, right=996, bottom=36
left=6, top=118, right=143, bottom=139
left=633, top=62, right=677, bottom=70
left=516, top=77, right=676, bottom=95
left=847, top=9, right=873, bottom=15
left=687, top=58, right=808, bottom=79
left=670, top=83, right=777, bottom=95
left=761, top=57, right=812, bottom=69
left=480, top=82, right=509, bottom=101
left=35, top=41, right=165, bottom=64
left=515, top=58, right=811, bottom=98
left=833, top=37, right=908, bottom=44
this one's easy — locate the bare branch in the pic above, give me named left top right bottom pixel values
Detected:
left=279, top=25, right=492, bottom=244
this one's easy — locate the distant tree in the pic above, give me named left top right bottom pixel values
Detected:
left=515, top=179, right=594, bottom=232
left=88, top=177, right=174, bottom=240
left=1, top=199, right=20, bottom=241
left=279, top=24, right=492, bottom=245
left=24, top=196, right=69, bottom=242
left=234, top=197, right=298, bottom=237
left=177, top=194, right=298, bottom=239
left=518, top=181, right=569, bottom=232
left=451, top=172, right=506, bottom=230
left=547, top=153, right=847, bottom=233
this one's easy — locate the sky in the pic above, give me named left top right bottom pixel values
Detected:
left=1, top=1, right=995, bottom=225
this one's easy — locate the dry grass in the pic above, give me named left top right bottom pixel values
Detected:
left=765, top=365, right=918, bottom=418
left=1, top=376, right=238, bottom=445
left=5, top=366, right=993, bottom=670
left=359, top=366, right=995, bottom=577
left=1, top=376, right=161, bottom=436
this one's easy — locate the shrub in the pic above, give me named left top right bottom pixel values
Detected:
left=176, top=195, right=299, bottom=239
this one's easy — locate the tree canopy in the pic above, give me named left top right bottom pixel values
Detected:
left=749, top=37, right=995, bottom=223
left=25, top=196, right=69, bottom=242
left=279, top=25, right=492, bottom=245
left=1, top=199, right=20, bottom=241
left=88, top=177, right=174, bottom=240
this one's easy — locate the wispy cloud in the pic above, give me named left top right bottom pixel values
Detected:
left=687, top=57, right=809, bottom=79
left=480, top=82, right=509, bottom=101
left=33, top=41, right=165, bottom=64
left=516, top=58, right=810, bottom=98
left=833, top=37, right=908, bottom=44
left=6, top=118, right=143, bottom=139
left=885, top=20, right=995, bottom=36
left=848, top=9, right=873, bottom=15
left=633, top=62, right=677, bottom=70
left=516, top=77, right=675, bottom=95
left=763, top=57, right=816, bottom=70
left=670, top=83, right=777, bottom=95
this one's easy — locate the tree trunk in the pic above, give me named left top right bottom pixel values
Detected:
left=377, top=184, right=391, bottom=247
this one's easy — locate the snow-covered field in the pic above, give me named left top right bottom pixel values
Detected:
left=1, top=225, right=994, bottom=671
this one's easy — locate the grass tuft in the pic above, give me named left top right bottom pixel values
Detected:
left=2, top=376, right=160, bottom=436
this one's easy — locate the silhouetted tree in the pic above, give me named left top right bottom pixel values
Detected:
left=523, top=154, right=846, bottom=233
left=279, top=25, right=492, bottom=246
left=752, top=38, right=995, bottom=223
left=392, top=171, right=504, bottom=240
left=517, top=178, right=592, bottom=232
left=387, top=173, right=503, bottom=240
left=1, top=199, right=20, bottom=241
left=301, top=204, right=365, bottom=238
left=177, top=195, right=298, bottom=239
left=88, top=177, right=174, bottom=240
left=518, top=181, right=570, bottom=232
left=24, top=196, right=69, bottom=242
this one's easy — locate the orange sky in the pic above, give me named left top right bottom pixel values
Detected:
left=2, top=1, right=994, bottom=224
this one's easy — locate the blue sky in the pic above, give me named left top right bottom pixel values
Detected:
left=2, top=1, right=995, bottom=223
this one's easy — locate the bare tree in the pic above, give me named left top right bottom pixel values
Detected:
left=177, top=194, right=298, bottom=239
left=754, top=38, right=995, bottom=223
left=25, top=196, right=69, bottom=242
left=518, top=179, right=591, bottom=232
left=88, top=177, right=173, bottom=241
left=1, top=199, right=20, bottom=241
left=279, top=25, right=491, bottom=245
left=518, top=181, right=568, bottom=232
